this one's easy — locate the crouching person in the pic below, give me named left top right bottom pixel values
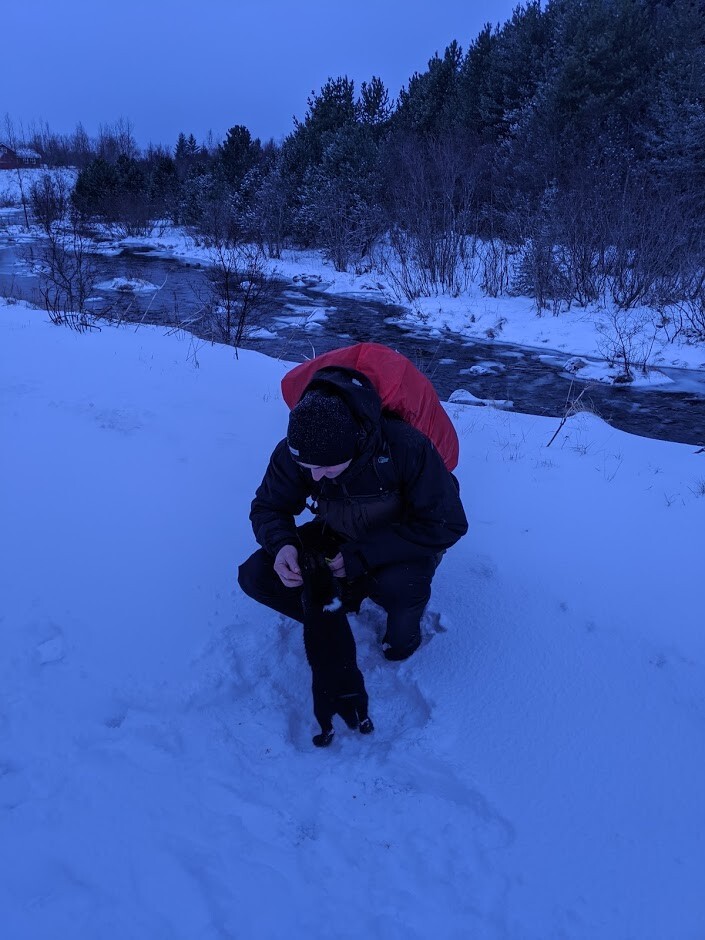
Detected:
left=238, top=362, right=468, bottom=663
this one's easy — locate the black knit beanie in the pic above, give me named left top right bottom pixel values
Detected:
left=287, top=390, right=360, bottom=466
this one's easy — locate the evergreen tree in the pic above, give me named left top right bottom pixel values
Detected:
left=72, top=158, right=119, bottom=219
left=174, top=133, right=188, bottom=162
left=454, top=24, right=497, bottom=139
left=541, top=0, right=656, bottom=156
left=357, top=77, right=393, bottom=128
left=149, top=155, right=180, bottom=221
left=394, top=41, right=463, bottom=135
left=283, top=76, right=357, bottom=184
left=219, top=125, right=261, bottom=187
left=299, top=122, right=384, bottom=268
left=243, top=151, right=293, bottom=258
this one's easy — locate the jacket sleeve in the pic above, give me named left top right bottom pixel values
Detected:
left=340, top=427, right=469, bottom=578
left=250, top=439, right=311, bottom=557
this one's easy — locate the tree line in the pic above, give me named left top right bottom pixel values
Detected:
left=17, top=0, right=705, bottom=342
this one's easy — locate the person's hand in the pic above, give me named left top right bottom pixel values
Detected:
left=327, top=552, right=346, bottom=578
left=274, top=545, right=303, bottom=587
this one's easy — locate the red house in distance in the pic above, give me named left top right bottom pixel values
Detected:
left=0, top=144, right=42, bottom=170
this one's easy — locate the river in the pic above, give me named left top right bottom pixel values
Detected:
left=1, top=216, right=703, bottom=446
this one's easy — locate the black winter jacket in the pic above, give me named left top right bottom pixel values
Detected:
left=249, top=366, right=469, bottom=579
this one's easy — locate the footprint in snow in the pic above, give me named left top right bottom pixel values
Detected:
left=225, top=603, right=448, bottom=750
left=92, top=407, right=143, bottom=434
left=352, top=605, right=437, bottom=740
left=36, top=635, right=66, bottom=665
left=0, top=761, right=30, bottom=810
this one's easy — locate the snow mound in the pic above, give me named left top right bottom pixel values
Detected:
left=95, top=277, right=160, bottom=293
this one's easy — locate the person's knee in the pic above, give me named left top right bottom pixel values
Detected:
left=372, top=563, right=433, bottom=614
left=238, top=551, right=269, bottom=600
left=369, top=562, right=435, bottom=661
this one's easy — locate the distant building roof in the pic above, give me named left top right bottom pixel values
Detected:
left=0, top=144, right=42, bottom=159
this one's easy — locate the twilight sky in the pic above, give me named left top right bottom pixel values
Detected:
left=5, top=0, right=518, bottom=149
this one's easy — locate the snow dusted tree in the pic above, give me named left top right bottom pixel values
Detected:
left=299, top=123, right=384, bottom=270
left=357, top=76, right=392, bottom=127
left=219, top=125, right=262, bottom=187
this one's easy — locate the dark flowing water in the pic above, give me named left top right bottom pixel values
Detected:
left=1, top=222, right=704, bottom=446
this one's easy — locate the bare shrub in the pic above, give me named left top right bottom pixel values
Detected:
left=546, top=383, right=598, bottom=448
left=604, top=183, right=689, bottom=310
left=554, top=233, right=606, bottom=307
left=308, top=182, right=381, bottom=273
left=372, top=238, right=420, bottom=302
left=375, top=228, right=476, bottom=301
left=480, top=239, right=511, bottom=297
left=29, top=171, right=71, bottom=234
left=607, top=250, right=658, bottom=311
left=596, top=307, right=658, bottom=381
left=671, top=268, right=705, bottom=341
left=4, top=113, right=30, bottom=228
left=381, top=132, right=480, bottom=298
left=200, top=243, right=279, bottom=353
left=552, top=180, right=610, bottom=306
left=30, top=225, right=98, bottom=331
left=689, top=478, right=705, bottom=498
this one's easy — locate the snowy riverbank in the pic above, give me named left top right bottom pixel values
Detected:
left=123, top=229, right=705, bottom=381
left=2, top=209, right=705, bottom=386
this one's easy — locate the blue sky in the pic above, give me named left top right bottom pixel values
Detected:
left=5, top=0, right=518, bottom=148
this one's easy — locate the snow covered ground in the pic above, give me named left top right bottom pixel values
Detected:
left=1, top=298, right=704, bottom=939
left=0, top=167, right=77, bottom=209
